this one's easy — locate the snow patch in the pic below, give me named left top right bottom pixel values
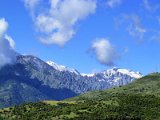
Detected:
left=117, top=69, right=142, bottom=79
left=81, top=73, right=95, bottom=77
left=46, top=61, right=79, bottom=75
left=104, top=67, right=142, bottom=79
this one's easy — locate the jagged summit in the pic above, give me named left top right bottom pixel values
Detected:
left=103, top=68, right=142, bottom=79
left=81, top=67, right=142, bottom=79
left=45, top=60, right=142, bottom=79
left=46, top=61, right=80, bottom=75
left=17, top=55, right=142, bottom=85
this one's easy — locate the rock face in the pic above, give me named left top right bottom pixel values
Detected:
left=0, top=55, right=142, bottom=108
left=81, top=67, right=142, bottom=89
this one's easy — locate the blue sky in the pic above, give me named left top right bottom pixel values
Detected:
left=0, top=0, right=160, bottom=75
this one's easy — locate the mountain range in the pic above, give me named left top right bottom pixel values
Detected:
left=0, top=55, right=142, bottom=108
left=0, top=73, right=159, bottom=119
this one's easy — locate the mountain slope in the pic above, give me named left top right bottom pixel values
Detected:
left=0, top=61, right=77, bottom=108
left=0, top=55, right=141, bottom=108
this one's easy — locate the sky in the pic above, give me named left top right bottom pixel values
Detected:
left=0, top=0, right=160, bottom=75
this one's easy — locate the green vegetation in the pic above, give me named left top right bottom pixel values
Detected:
left=0, top=73, right=160, bottom=120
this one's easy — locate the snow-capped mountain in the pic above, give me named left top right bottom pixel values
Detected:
left=0, top=55, right=142, bottom=108
left=81, top=67, right=142, bottom=87
left=18, top=55, right=142, bottom=91
left=82, top=67, right=141, bottom=79
left=46, top=60, right=142, bottom=88
left=46, top=61, right=142, bottom=81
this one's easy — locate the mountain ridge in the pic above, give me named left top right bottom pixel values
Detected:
left=46, top=60, right=142, bottom=78
left=0, top=54, right=142, bottom=108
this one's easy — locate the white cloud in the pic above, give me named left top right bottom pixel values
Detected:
left=0, top=18, right=8, bottom=39
left=4, top=35, right=15, bottom=49
left=91, top=38, right=119, bottom=66
left=106, top=0, right=122, bottom=8
left=0, top=18, right=16, bottom=67
left=23, top=0, right=96, bottom=46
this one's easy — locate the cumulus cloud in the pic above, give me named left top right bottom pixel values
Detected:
left=90, top=38, right=119, bottom=66
left=23, top=0, right=96, bottom=46
left=0, top=18, right=16, bottom=67
left=0, top=18, right=8, bottom=39
left=106, top=0, right=122, bottom=8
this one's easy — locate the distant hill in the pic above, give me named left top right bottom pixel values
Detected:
left=0, top=73, right=160, bottom=120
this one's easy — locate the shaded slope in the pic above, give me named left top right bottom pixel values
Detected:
left=0, top=60, right=77, bottom=108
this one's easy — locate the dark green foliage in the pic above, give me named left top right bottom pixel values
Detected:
left=0, top=94, right=160, bottom=120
